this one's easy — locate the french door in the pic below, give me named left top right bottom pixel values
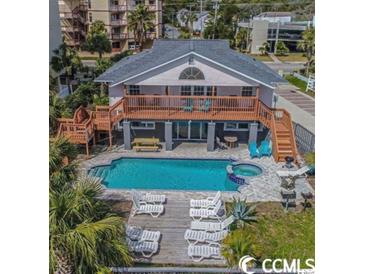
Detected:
left=173, top=121, right=208, bottom=140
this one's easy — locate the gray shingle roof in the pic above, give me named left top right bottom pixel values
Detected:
left=96, top=39, right=286, bottom=87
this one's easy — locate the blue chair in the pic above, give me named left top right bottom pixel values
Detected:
left=183, top=98, right=193, bottom=112
left=248, top=141, right=260, bottom=158
left=259, top=140, right=272, bottom=157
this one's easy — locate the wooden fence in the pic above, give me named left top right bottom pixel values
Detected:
left=112, top=267, right=298, bottom=274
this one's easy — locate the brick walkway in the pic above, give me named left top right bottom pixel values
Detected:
left=276, top=88, right=315, bottom=116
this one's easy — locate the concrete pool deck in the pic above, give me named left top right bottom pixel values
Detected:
left=80, top=142, right=313, bottom=203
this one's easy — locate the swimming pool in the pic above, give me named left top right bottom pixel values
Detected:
left=88, top=157, right=238, bottom=191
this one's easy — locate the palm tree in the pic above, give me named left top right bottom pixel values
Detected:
left=49, top=91, right=72, bottom=135
left=297, top=27, right=315, bottom=76
left=259, top=42, right=270, bottom=56
left=128, top=4, right=154, bottom=52
left=235, top=28, right=250, bottom=52
left=221, top=229, right=255, bottom=267
left=49, top=176, right=132, bottom=273
left=182, top=12, right=197, bottom=33
left=50, top=41, right=82, bottom=93
left=83, top=21, right=112, bottom=59
left=275, top=41, right=289, bottom=56
left=49, top=137, right=78, bottom=192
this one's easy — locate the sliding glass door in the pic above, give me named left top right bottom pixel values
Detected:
left=173, top=121, right=208, bottom=140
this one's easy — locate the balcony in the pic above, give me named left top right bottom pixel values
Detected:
left=146, top=32, right=156, bottom=39
left=110, top=4, right=127, bottom=12
left=115, top=95, right=260, bottom=121
left=111, top=33, right=128, bottom=40
left=111, top=19, right=127, bottom=26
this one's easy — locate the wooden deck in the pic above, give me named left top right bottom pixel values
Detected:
left=57, top=95, right=298, bottom=161
left=127, top=197, right=225, bottom=266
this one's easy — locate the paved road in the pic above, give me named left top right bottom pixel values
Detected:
left=276, top=88, right=315, bottom=116
left=265, top=62, right=305, bottom=73
left=164, top=24, right=181, bottom=39
left=81, top=60, right=96, bottom=67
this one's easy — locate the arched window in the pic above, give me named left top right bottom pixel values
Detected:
left=179, top=67, right=205, bottom=80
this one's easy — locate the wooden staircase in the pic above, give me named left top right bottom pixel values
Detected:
left=270, top=110, right=298, bottom=162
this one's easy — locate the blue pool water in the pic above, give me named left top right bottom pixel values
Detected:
left=88, top=158, right=239, bottom=191
left=233, top=164, right=263, bottom=177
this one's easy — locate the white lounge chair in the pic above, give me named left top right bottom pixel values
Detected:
left=126, top=225, right=161, bottom=242
left=190, top=215, right=235, bottom=232
left=189, top=200, right=223, bottom=221
left=190, top=191, right=221, bottom=208
left=188, top=243, right=223, bottom=262
left=127, top=238, right=158, bottom=258
left=276, top=166, right=310, bottom=178
left=184, top=229, right=228, bottom=245
left=132, top=189, right=166, bottom=205
left=131, top=195, right=164, bottom=218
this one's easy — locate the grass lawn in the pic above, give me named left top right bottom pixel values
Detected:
left=225, top=202, right=314, bottom=268
left=276, top=53, right=307, bottom=62
left=249, top=54, right=273, bottom=62
left=250, top=207, right=314, bottom=267
left=285, top=75, right=315, bottom=98
left=79, top=56, right=100, bottom=61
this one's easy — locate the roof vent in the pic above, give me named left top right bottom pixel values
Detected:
left=188, top=56, right=194, bottom=65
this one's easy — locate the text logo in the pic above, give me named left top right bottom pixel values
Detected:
left=239, top=255, right=256, bottom=274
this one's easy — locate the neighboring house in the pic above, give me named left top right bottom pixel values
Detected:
left=239, top=18, right=313, bottom=53
left=58, top=0, right=162, bottom=52
left=192, top=11, right=209, bottom=32
left=50, top=0, right=63, bottom=62
left=177, top=10, right=208, bottom=33
left=50, top=0, right=64, bottom=93
left=253, top=12, right=293, bottom=24
left=58, top=40, right=298, bottom=161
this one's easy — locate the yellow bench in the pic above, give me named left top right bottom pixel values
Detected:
left=133, top=145, right=160, bottom=152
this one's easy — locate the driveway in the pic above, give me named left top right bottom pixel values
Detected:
left=265, top=62, right=305, bottom=73
left=276, top=87, right=315, bottom=116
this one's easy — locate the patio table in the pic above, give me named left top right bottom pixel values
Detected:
left=224, top=136, right=238, bottom=148
left=132, top=138, right=160, bottom=145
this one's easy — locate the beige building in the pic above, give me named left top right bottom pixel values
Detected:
left=58, top=0, right=162, bottom=52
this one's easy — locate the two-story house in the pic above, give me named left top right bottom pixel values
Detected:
left=58, top=39, right=298, bottom=162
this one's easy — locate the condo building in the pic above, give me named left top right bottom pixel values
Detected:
left=57, top=0, right=162, bottom=52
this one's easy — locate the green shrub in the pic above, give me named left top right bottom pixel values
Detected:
left=221, top=229, right=257, bottom=267
left=305, top=152, right=315, bottom=166
left=229, top=197, right=257, bottom=229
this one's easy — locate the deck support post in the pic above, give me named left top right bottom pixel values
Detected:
left=207, top=122, right=216, bottom=152
left=85, top=142, right=89, bottom=157
left=108, top=129, right=112, bottom=147
left=123, top=121, right=132, bottom=150
left=165, top=121, right=173, bottom=151
left=249, top=122, right=259, bottom=143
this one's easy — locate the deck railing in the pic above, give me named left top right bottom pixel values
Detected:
left=121, top=95, right=258, bottom=121
left=273, top=108, right=298, bottom=158
left=58, top=95, right=297, bottom=160
left=57, top=117, right=93, bottom=144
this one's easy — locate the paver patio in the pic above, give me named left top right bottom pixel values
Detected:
left=80, top=142, right=313, bottom=203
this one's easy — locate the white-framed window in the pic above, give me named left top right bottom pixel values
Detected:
left=181, top=86, right=192, bottom=96
left=223, top=122, right=264, bottom=131
left=206, top=86, right=213, bottom=96
left=131, top=121, right=155, bottom=130
left=128, top=85, right=140, bottom=95
left=241, top=86, right=254, bottom=96
left=193, top=86, right=204, bottom=96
